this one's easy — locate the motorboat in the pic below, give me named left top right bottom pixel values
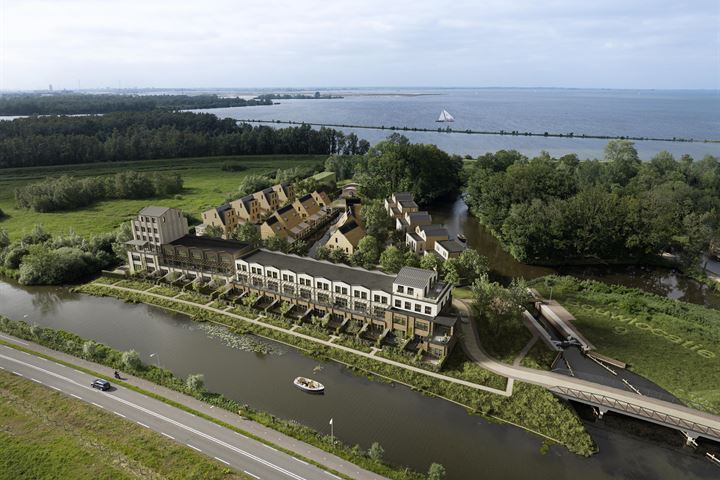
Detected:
left=457, top=233, right=467, bottom=242
left=293, top=376, right=325, bottom=393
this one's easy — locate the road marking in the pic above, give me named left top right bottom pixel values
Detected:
left=70, top=393, right=82, bottom=400
left=293, top=458, right=309, bottom=466
left=161, top=432, right=174, bottom=440
left=0, top=334, right=29, bottom=345
left=114, top=411, right=126, bottom=418
left=186, top=443, right=202, bottom=452
left=137, top=421, right=150, bottom=428
left=92, top=402, right=104, bottom=409
left=325, top=473, right=342, bottom=479
left=54, top=362, right=63, bottom=367
left=37, top=356, right=48, bottom=362
left=31, top=378, right=42, bottom=384
left=244, top=471, right=260, bottom=479
left=0, top=353, right=310, bottom=480
left=264, top=444, right=278, bottom=452
left=214, top=456, right=230, bottom=465
left=50, top=386, right=61, bottom=392
left=12, top=371, right=23, bottom=376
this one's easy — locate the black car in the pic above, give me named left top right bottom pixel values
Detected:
left=91, top=379, right=111, bottom=391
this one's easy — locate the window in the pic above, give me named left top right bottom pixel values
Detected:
left=373, top=294, right=381, bottom=302
left=405, top=302, right=411, bottom=310
left=397, top=286, right=404, bottom=293
left=395, top=299, right=401, bottom=308
left=414, top=304, right=421, bottom=312
left=407, top=287, right=414, bottom=295
left=425, top=306, right=432, bottom=315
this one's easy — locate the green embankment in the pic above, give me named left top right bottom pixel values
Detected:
left=0, top=155, right=325, bottom=239
left=71, top=279, right=596, bottom=456
left=530, top=276, right=720, bottom=414
left=0, top=369, right=245, bottom=480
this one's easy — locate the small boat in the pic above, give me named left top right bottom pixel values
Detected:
left=293, top=376, right=325, bottom=393
left=436, top=109, right=455, bottom=122
left=457, top=233, right=467, bottom=243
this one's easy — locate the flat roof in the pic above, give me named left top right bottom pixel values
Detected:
left=437, top=239, right=466, bottom=253
left=168, top=235, right=251, bottom=255
left=139, top=206, right=171, bottom=217
left=240, top=249, right=396, bottom=292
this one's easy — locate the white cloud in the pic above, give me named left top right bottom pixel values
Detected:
left=0, top=0, right=718, bottom=89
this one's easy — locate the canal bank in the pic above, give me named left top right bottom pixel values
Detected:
left=0, top=278, right=717, bottom=479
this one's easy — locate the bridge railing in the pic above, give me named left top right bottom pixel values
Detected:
left=551, top=385, right=720, bottom=441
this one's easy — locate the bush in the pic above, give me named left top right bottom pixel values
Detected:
left=427, top=463, right=446, bottom=480
left=122, top=350, right=142, bottom=370
left=186, top=373, right=206, bottom=392
left=82, top=340, right=99, bottom=359
left=368, top=442, right=385, bottom=462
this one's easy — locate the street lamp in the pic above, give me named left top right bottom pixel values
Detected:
left=149, top=352, right=160, bottom=367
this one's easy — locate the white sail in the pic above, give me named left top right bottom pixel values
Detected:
left=437, top=109, right=455, bottom=122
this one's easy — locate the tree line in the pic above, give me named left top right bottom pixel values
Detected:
left=15, top=171, right=183, bottom=212
left=0, top=111, right=370, bottom=168
left=464, top=141, right=720, bottom=268
left=0, top=93, right=271, bottom=115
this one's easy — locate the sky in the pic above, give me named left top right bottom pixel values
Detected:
left=0, top=0, right=718, bottom=90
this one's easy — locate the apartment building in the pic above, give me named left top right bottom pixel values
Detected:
left=235, top=251, right=456, bottom=357
left=406, top=224, right=450, bottom=254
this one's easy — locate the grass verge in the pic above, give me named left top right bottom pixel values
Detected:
left=0, top=369, right=246, bottom=480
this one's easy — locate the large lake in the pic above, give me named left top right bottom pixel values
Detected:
left=194, top=87, right=720, bottom=159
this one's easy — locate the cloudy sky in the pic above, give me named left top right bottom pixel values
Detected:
left=1, top=0, right=718, bottom=90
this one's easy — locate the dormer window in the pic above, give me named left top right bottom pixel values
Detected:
left=397, top=286, right=404, bottom=293
left=407, top=287, right=414, bottom=295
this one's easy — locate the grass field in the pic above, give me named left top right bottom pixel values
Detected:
left=0, top=369, right=247, bottom=480
left=0, top=155, right=326, bottom=239
left=530, top=276, right=720, bottom=414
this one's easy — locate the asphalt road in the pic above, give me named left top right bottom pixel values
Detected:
left=0, top=343, right=343, bottom=480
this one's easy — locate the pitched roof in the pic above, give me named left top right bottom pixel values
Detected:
left=394, top=266, right=435, bottom=289
left=393, top=192, right=414, bottom=201
left=240, top=249, right=396, bottom=291
left=168, top=235, right=251, bottom=255
left=407, top=211, right=432, bottom=222
left=139, top=206, right=171, bottom=217
left=437, top=239, right=466, bottom=253
left=419, top=224, right=449, bottom=237
left=339, top=219, right=361, bottom=234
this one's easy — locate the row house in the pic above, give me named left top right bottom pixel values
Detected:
left=384, top=192, right=419, bottom=219
left=396, top=210, right=432, bottom=232
left=260, top=191, right=335, bottom=242
left=406, top=224, right=450, bottom=254
left=235, top=251, right=457, bottom=357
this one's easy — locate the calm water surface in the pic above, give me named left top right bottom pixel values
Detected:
left=0, top=280, right=717, bottom=480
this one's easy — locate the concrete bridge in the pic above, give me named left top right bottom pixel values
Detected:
left=454, top=299, right=720, bottom=445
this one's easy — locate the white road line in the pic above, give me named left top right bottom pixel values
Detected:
left=50, top=385, right=61, bottom=392
left=293, top=458, right=309, bottom=466
left=0, top=353, right=310, bottom=480
left=244, top=471, right=260, bottom=479
left=31, top=378, right=42, bottom=384
left=214, top=457, right=230, bottom=465
left=186, top=443, right=202, bottom=452
left=137, top=422, right=149, bottom=429
left=92, top=402, right=104, bottom=409
left=12, top=371, right=23, bottom=376
left=114, top=411, right=126, bottom=418
left=264, top=444, right=278, bottom=452
left=0, top=365, right=4, bottom=369
left=54, top=362, right=63, bottom=367
left=70, top=393, right=82, bottom=400
left=38, top=357, right=48, bottom=362
left=161, top=432, right=175, bottom=440
left=0, top=334, right=29, bottom=345
left=325, top=473, right=342, bottom=480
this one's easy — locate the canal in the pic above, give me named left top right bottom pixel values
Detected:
left=429, top=197, right=720, bottom=308
left=0, top=279, right=717, bottom=479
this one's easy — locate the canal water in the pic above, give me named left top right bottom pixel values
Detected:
left=429, top=198, right=720, bottom=309
left=0, top=279, right=717, bottom=479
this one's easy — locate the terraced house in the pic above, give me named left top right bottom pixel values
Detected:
left=235, top=251, right=457, bottom=357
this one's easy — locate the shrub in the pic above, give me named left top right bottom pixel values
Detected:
left=121, top=349, right=142, bottom=370
left=368, top=442, right=385, bottom=462
left=186, top=373, right=206, bottom=392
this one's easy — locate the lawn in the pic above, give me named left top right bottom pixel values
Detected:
left=530, top=276, right=720, bottom=414
left=0, top=154, right=326, bottom=239
left=0, top=369, right=247, bottom=480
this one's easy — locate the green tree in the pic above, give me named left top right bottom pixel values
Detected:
left=361, top=202, right=393, bottom=242
left=419, top=253, right=442, bottom=271
left=264, top=235, right=290, bottom=253
left=278, top=301, right=292, bottom=318
left=352, top=235, right=381, bottom=269
left=379, top=246, right=404, bottom=273
left=0, top=229, right=10, bottom=249
left=82, top=340, right=99, bottom=359
left=230, top=222, right=262, bottom=248
left=237, top=174, right=272, bottom=196
left=605, top=140, right=640, bottom=186
left=204, top=224, right=224, bottom=238
left=329, top=248, right=350, bottom=265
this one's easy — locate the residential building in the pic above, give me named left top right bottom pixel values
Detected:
left=200, top=204, right=238, bottom=237
left=229, top=194, right=261, bottom=224
left=433, top=239, right=466, bottom=259
left=259, top=204, right=302, bottom=240
left=126, top=206, right=188, bottom=273
left=259, top=191, right=336, bottom=242
left=406, top=224, right=449, bottom=254
left=396, top=210, right=432, bottom=232
left=384, top=192, right=419, bottom=219
left=236, top=251, right=456, bottom=357
left=272, top=183, right=295, bottom=205
left=326, top=219, right=364, bottom=254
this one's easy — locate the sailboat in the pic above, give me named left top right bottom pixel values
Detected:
left=436, top=109, right=454, bottom=122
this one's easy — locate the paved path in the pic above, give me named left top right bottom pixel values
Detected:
left=453, top=299, right=720, bottom=441
left=0, top=333, right=386, bottom=480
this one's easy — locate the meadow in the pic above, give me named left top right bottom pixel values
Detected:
left=0, top=155, right=326, bottom=239
left=530, top=276, right=720, bottom=414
